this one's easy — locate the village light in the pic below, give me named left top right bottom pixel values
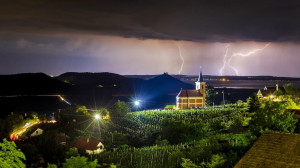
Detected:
left=95, top=114, right=101, bottom=120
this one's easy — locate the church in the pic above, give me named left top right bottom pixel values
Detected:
left=176, top=67, right=206, bottom=109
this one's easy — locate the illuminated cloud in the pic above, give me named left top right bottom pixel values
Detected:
left=0, top=1, right=300, bottom=77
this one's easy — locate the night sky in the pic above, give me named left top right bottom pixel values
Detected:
left=1, top=0, right=300, bottom=77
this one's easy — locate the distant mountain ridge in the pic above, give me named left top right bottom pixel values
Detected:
left=0, top=72, right=193, bottom=116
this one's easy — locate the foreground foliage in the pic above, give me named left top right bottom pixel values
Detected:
left=0, top=138, right=26, bottom=168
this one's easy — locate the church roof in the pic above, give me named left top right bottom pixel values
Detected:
left=177, top=89, right=203, bottom=97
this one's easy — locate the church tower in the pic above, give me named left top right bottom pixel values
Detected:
left=195, top=66, right=206, bottom=105
left=176, top=66, right=206, bottom=109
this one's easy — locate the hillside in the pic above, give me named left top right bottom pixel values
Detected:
left=0, top=73, right=72, bottom=95
left=56, top=72, right=194, bottom=108
left=0, top=72, right=194, bottom=116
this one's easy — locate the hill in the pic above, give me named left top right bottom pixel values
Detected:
left=0, top=72, right=194, bottom=116
left=56, top=72, right=194, bottom=109
left=0, top=73, right=71, bottom=95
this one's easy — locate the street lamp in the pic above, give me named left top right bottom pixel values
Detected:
left=95, top=114, right=101, bottom=120
left=270, top=94, right=274, bottom=101
left=134, top=100, right=140, bottom=106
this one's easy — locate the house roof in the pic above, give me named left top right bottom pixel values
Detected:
left=234, top=131, right=300, bottom=168
left=258, top=86, right=285, bottom=97
left=177, top=89, right=203, bottom=97
left=29, top=128, right=43, bottom=136
left=74, top=138, right=101, bottom=151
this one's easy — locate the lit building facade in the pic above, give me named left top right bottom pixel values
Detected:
left=176, top=67, right=206, bottom=109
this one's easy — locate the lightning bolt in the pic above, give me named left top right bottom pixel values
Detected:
left=175, top=42, right=184, bottom=74
left=219, top=44, right=230, bottom=76
left=220, top=43, right=270, bottom=76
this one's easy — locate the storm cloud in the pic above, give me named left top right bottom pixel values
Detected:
left=1, top=0, right=300, bottom=42
left=1, top=0, right=300, bottom=76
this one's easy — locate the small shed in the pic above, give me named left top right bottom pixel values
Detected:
left=164, top=105, right=176, bottom=110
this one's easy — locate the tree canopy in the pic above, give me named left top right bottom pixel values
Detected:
left=250, top=100, right=298, bottom=135
left=0, top=138, right=26, bottom=168
left=110, top=100, right=131, bottom=118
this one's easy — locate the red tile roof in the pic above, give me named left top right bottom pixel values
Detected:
left=177, top=89, right=203, bottom=97
left=74, top=138, right=101, bottom=151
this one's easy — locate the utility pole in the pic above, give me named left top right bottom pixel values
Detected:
left=222, top=91, right=225, bottom=107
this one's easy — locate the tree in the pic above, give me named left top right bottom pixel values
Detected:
left=62, top=156, right=97, bottom=168
left=236, top=100, right=244, bottom=107
left=273, top=88, right=284, bottom=97
left=168, top=150, right=185, bottom=168
left=110, top=100, right=130, bottom=118
left=247, top=93, right=261, bottom=113
left=0, top=138, right=26, bottom=168
left=65, top=147, right=80, bottom=158
left=283, top=83, right=297, bottom=97
left=206, top=154, right=226, bottom=168
left=29, top=111, right=39, bottom=122
left=250, top=100, right=298, bottom=135
left=76, top=106, right=90, bottom=116
left=6, top=114, right=25, bottom=134
left=181, top=158, right=201, bottom=168
left=206, top=85, right=217, bottom=106
left=47, top=163, right=57, bottom=168
left=162, top=119, right=205, bottom=144
left=98, top=108, right=109, bottom=117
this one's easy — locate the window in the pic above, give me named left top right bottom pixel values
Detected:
left=196, top=99, right=202, bottom=103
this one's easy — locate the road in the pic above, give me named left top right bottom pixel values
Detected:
left=10, top=120, right=56, bottom=141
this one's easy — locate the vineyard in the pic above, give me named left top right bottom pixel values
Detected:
left=96, top=105, right=257, bottom=167
left=59, top=97, right=298, bottom=168
left=111, top=105, right=251, bottom=140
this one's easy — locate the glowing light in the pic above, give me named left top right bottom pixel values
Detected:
left=220, top=43, right=270, bottom=76
left=58, top=95, right=71, bottom=105
left=95, top=114, right=101, bottom=119
left=175, top=41, right=184, bottom=74
left=134, top=100, right=140, bottom=106
left=270, top=95, right=274, bottom=99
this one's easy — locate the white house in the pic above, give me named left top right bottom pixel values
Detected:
left=74, top=138, right=104, bottom=155
left=30, top=128, right=44, bottom=137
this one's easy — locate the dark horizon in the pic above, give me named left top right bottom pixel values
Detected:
left=2, top=71, right=300, bottom=79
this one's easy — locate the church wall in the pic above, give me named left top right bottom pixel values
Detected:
left=176, top=97, right=204, bottom=109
